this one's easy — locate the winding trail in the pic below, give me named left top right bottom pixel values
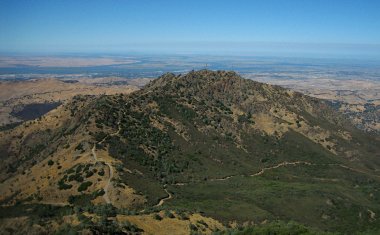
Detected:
left=90, top=118, right=379, bottom=206
left=154, top=188, right=172, bottom=207
left=207, top=161, right=313, bottom=182
left=103, top=162, right=113, bottom=203
left=92, top=144, right=113, bottom=204
left=250, top=161, right=314, bottom=176
left=91, top=122, right=122, bottom=204
left=173, top=161, right=314, bottom=186
left=42, top=202, right=69, bottom=207
left=172, top=160, right=380, bottom=188
left=207, top=161, right=314, bottom=182
left=210, top=174, right=239, bottom=182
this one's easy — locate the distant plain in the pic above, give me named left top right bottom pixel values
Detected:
left=1, top=55, right=379, bottom=132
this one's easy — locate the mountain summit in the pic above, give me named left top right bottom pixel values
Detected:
left=1, top=70, right=379, bottom=234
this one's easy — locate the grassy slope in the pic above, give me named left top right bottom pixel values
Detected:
left=1, top=70, right=380, bottom=234
left=89, top=70, right=380, bottom=233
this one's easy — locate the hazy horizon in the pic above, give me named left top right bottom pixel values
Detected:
left=1, top=0, right=380, bottom=59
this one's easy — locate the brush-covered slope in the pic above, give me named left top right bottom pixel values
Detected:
left=1, top=70, right=380, bottom=234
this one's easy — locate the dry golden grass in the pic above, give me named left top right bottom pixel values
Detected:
left=0, top=98, right=145, bottom=208
left=116, top=212, right=224, bottom=235
left=251, top=77, right=380, bottom=132
left=252, top=107, right=338, bottom=154
left=0, top=78, right=138, bottom=125
left=161, top=116, right=190, bottom=141
left=253, top=113, right=289, bottom=136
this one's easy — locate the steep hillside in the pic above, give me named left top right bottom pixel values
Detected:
left=1, top=70, right=380, bottom=234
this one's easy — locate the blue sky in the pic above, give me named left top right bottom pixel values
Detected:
left=1, top=0, right=380, bottom=58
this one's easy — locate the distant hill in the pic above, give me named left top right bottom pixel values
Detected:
left=1, top=70, right=379, bottom=234
left=0, top=78, right=138, bottom=127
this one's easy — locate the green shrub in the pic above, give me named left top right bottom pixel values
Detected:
left=85, top=171, right=94, bottom=178
left=68, top=174, right=84, bottom=182
left=78, top=181, right=93, bottom=192
left=164, top=210, right=175, bottom=218
left=153, top=213, right=162, bottom=220
left=93, top=189, right=105, bottom=197
left=58, top=180, right=73, bottom=190
left=98, top=169, right=105, bottom=176
left=189, top=223, right=198, bottom=231
left=123, top=221, right=143, bottom=233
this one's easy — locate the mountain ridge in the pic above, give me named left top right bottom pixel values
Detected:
left=1, top=70, right=380, bottom=234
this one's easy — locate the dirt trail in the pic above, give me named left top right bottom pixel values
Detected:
left=250, top=161, right=314, bottom=176
left=154, top=188, right=172, bottom=207
left=173, top=161, right=315, bottom=186
left=91, top=123, right=121, bottom=204
left=103, top=161, right=113, bottom=203
left=91, top=144, right=112, bottom=204
left=210, top=161, right=313, bottom=182
left=42, top=201, right=69, bottom=207
left=210, top=174, right=239, bottom=182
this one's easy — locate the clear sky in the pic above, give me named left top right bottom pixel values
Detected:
left=1, top=0, right=380, bottom=58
